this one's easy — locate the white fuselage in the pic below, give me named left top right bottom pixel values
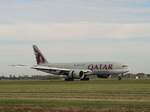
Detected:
left=34, top=62, right=128, bottom=77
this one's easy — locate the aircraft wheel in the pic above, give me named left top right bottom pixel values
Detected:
left=64, top=78, right=74, bottom=81
left=118, top=76, right=122, bottom=80
left=80, top=77, right=90, bottom=81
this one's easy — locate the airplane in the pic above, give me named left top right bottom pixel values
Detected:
left=32, top=45, right=129, bottom=81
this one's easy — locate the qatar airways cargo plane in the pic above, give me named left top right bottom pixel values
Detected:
left=32, top=45, right=129, bottom=81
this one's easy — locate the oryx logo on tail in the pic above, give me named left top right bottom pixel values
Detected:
left=33, top=45, right=48, bottom=65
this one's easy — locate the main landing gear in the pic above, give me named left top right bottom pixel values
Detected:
left=118, top=76, right=122, bottom=80
left=64, top=77, right=90, bottom=81
left=80, top=77, right=90, bottom=81
left=118, top=73, right=124, bottom=80
left=64, top=77, right=74, bottom=81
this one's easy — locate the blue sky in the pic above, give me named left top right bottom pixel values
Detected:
left=0, top=0, right=150, bottom=75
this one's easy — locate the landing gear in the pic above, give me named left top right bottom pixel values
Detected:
left=118, top=73, right=124, bottom=80
left=64, top=77, right=74, bottom=81
left=80, top=77, right=90, bottom=81
left=64, top=76, right=90, bottom=81
left=80, top=75, right=90, bottom=81
left=118, top=76, right=122, bottom=80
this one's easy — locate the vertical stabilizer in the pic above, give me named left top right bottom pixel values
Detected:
left=33, top=45, right=48, bottom=65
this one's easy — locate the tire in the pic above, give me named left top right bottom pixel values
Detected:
left=64, top=78, right=74, bottom=81
left=80, top=77, right=90, bottom=81
left=118, top=76, right=122, bottom=80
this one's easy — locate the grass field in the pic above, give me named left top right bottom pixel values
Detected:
left=0, top=79, right=149, bottom=112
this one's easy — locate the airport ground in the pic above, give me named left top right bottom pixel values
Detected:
left=0, top=79, right=149, bottom=112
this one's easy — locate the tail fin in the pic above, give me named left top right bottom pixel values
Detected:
left=33, top=45, right=48, bottom=65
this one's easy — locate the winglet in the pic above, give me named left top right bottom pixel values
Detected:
left=33, top=45, right=48, bottom=65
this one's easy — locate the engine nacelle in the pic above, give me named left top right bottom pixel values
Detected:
left=68, top=70, right=85, bottom=79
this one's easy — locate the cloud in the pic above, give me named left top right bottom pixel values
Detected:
left=0, top=23, right=149, bottom=41
left=0, top=0, right=150, bottom=23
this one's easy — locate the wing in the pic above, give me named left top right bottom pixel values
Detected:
left=32, top=66, right=70, bottom=75
left=32, top=65, right=92, bottom=76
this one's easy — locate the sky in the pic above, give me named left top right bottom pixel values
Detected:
left=0, top=0, right=150, bottom=76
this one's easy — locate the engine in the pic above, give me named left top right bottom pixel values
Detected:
left=68, top=70, right=84, bottom=79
